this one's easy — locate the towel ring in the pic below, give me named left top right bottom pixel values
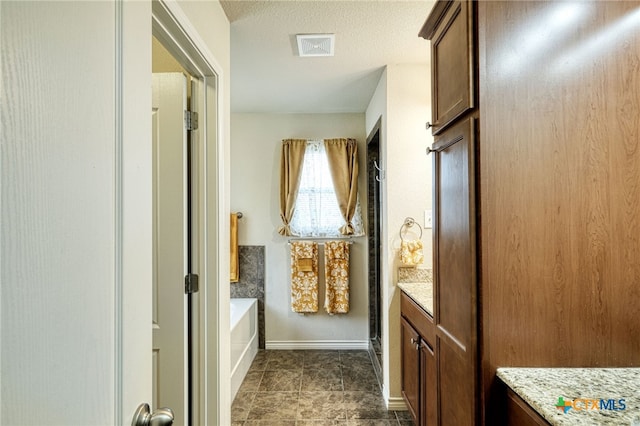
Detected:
left=399, top=217, right=423, bottom=241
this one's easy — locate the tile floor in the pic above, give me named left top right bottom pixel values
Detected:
left=231, top=349, right=414, bottom=426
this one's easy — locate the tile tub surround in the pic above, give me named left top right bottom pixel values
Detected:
left=497, top=368, right=640, bottom=425
left=231, top=245, right=265, bottom=348
left=232, top=350, right=415, bottom=425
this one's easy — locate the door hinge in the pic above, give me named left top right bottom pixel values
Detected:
left=185, top=273, right=199, bottom=294
left=184, top=110, right=199, bottom=131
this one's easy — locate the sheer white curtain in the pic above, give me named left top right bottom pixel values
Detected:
left=289, top=140, right=364, bottom=237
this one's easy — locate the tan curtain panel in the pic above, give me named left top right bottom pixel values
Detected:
left=279, top=139, right=307, bottom=236
left=324, top=138, right=359, bottom=235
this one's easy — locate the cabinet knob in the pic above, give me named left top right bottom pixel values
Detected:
left=410, top=337, right=420, bottom=350
left=426, top=122, right=433, bottom=129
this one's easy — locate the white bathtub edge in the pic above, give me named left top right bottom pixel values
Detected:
left=230, top=298, right=259, bottom=402
left=230, top=332, right=258, bottom=401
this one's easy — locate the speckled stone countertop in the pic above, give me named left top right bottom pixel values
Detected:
left=397, top=267, right=433, bottom=316
left=498, top=367, right=640, bottom=425
left=397, top=281, right=433, bottom=317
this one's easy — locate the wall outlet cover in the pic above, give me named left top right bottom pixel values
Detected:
left=425, top=209, right=432, bottom=229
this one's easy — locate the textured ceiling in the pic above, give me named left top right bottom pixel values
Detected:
left=221, top=0, right=435, bottom=113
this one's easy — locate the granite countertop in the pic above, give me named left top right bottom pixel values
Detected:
left=497, top=367, right=640, bottom=425
left=397, top=281, right=433, bottom=316
left=397, top=267, right=433, bottom=316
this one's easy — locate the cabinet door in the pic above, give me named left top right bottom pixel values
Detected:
left=432, top=116, right=478, bottom=425
left=420, top=341, right=437, bottom=426
left=430, top=0, right=474, bottom=134
left=401, top=317, right=421, bottom=423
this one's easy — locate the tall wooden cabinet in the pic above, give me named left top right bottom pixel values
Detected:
left=418, top=1, right=640, bottom=425
left=420, top=1, right=479, bottom=424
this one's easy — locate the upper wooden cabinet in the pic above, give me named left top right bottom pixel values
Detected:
left=420, top=0, right=475, bottom=135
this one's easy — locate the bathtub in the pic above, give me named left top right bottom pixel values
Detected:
left=230, top=298, right=258, bottom=401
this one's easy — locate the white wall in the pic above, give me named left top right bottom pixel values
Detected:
left=386, top=64, right=433, bottom=269
left=230, top=113, right=369, bottom=347
left=365, top=63, right=432, bottom=407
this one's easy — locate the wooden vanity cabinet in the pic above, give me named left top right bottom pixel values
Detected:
left=420, top=340, right=437, bottom=426
left=504, top=388, right=550, bottom=426
left=401, top=316, right=421, bottom=422
left=400, top=292, right=437, bottom=426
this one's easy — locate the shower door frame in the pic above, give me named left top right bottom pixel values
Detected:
left=366, top=118, right=383, bottom=365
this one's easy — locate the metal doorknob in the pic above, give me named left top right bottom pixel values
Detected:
left=132, top=403, right=174, bottom=426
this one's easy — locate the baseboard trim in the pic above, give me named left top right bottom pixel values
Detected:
left=265, top=340, right=369, bottom=350
left=387, top=396, right=408, bottom=411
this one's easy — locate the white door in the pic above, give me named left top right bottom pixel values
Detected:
left=152, top=73, right=189, bottom=426
left=1, top=2, right=152, bottom=424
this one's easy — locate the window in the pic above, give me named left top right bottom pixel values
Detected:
left=289, top=140, right=364, bottom=237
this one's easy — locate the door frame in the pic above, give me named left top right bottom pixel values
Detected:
left=0, top=1, right=226, bottom=423
left=151, top=1, right=229, bottom=425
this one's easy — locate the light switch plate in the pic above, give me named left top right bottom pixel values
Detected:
left=424, top=209, right=432, bottom=229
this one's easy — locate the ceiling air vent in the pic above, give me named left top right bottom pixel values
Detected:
left=296, top=34, right=335, bottom=57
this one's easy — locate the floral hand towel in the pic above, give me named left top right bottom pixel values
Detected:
left=290, top=241, right=319, bottom=313
left=324, top=240, right=350, bottom=314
